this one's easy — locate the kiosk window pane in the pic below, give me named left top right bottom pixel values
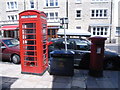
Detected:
left=23, top=35, right=36, bottom=39
left=25, top=51, right=37, bottom=56
left=22, top=23, right=36, bottom=28
left=23, top=29, right=36, bottom=34
left=23, top=40, right=36, bottom=45
left=24, top=46, right=36, bottom=50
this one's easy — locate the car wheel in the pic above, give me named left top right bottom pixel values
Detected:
left=11, top=54, right=20, bottom=64
left=104, top=60, right=114, bottom=70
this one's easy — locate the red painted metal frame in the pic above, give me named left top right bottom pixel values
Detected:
left=19, top=10, right=48, bottom=75
left=89, top=37, right=107, bottom=77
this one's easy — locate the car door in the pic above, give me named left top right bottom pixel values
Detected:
left=67, top=40, right=76, bottom=50
left=1, top=41, right=10, bottom=60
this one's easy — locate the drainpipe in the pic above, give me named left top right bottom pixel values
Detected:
left=109, top=0, right=113, bottom=43
left=66, top=0, right=68, bottom=29
left=24, top=0, right=26, bottom=10
left=36, top=0, right=38, bottom=10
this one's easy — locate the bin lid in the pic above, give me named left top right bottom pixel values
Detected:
left=89, top=36, right=107, bottom=41
left=50, top=50, right=75, bottom=55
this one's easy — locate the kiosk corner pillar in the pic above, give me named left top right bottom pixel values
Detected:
left=89, top=37, right=107, bottom=77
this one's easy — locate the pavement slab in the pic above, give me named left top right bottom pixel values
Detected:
left=0, top=76, right=18, bottom=90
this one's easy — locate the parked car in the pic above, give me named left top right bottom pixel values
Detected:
left=48, top=38, right=120, bottom=70
left=0, top=37, right=20, bottom=64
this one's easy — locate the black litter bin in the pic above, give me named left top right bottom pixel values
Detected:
left=49, top=50, right=74, bottom=76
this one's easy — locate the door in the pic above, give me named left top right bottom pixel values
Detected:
left=21, top=22, right=38, bottom=67
left=0, top=42, right=10, bottom=60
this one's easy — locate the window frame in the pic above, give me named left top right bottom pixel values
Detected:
left=45, top=12, right=59, bottom=20
left=116, top=27, right=120, bottom=36
left=76, top=26, right=81, bottom=29
left=90, top=8, right=108, bottom=18
left=91, top=26, right=109, bottom=37
left=91, top=0, right=109, bottom=3
left=6, top=1, right=18, bottom=11
left=75, top=0, right=82, bottom=4
left=75, top=9, right=82, bottom=19
left=45, top=0, right=59, bottom=7
left=7, top=15, right=18, bottom=21
left=29, top=0, right=35, bottom=9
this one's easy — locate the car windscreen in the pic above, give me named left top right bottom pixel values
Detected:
left=3, top=39, right=19, bottom=47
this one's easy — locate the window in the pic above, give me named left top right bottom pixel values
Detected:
left=76, top=0, right=81, bottom=3
left=91, top=26, right=109, bottom=36
left=15, top=2, right=17, bottom=8
left=46, top=12, right=58, bottom=20
left=46, top=0, right=48, bottom=6
left=93, top=27, right=96, bottom=35
left=11, top=15, right=14, bottom=20
left=55, top=0, right=58, bottom=6
left=50, top=13, right=54, bottom=19
left=6, top=1, right=18, bottom=10
left=55, top=12, right=58, bottom=19
left=91, top=10, right=95, bottom=17
left=46, top=13, right=48, bottom=17
left=100, top=10, right=102, bottom=16
left=91, top=9, right=108, bottom=18
left=45, top=0, right=58, bottom=7
left=8, top=15, right=18, bottom=21
left=50, top=0, right=54, bottom=6
left=0, top=42, right=6, bottom=49
left=104, top=10, right=107, bottom=17
left=30, top=0, right=34, bottom=9
left=101, top=27, right=103, bottom=35
left=104, top=27, right=108, bottom=35
left=76, top=26, right=81, bottom=29
left=116, top=27, right=120, bottom=36
left=76, top=10, right=81, bottom=18
left=7, top=2, right=10, bottom=9
left=91, top=0, right=109, bottom=2
left=11, top=2, right=14, bottom=9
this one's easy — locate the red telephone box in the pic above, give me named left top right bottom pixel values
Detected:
left=19, top=10, right=48, bottom=75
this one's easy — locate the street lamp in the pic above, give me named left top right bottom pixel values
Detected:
left=60, top=18, right=68, bottom=51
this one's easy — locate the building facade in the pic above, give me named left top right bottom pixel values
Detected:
left=0, top=0, right=119, bottom=43
left=68, top=0, right=113, bottom=43
left=118, top=1, right=120, bottom=26
left=113, top=0, right=120, bottom=44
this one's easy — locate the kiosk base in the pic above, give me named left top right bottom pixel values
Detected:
left=21, top=68, right=48, bottom=76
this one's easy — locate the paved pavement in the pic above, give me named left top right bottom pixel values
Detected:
left=0, top=62, right=119, bottom=89
left=0, top=76, right=18, bottom=90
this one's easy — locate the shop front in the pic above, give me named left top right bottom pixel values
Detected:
left=47, top=26, right=59, bottom=39
left=0, top=25, right=19, bottom=39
